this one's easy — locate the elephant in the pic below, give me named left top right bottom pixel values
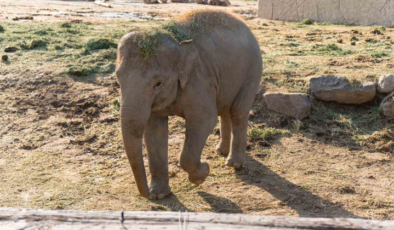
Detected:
left=115, top=9, right=262, bottom=200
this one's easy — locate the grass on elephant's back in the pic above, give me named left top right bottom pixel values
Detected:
left=133, top=9, right=246, bottom=61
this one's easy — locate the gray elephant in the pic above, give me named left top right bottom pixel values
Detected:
left=116, top=9, right=262, bottom=200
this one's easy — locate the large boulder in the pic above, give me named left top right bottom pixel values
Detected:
left=380, top=94, right=394, bottom=117
left=309, top=75, right=376, bottom=105
left=377, top=74, right=394, bottom=93
left=264, top=93, right=311, bottom=119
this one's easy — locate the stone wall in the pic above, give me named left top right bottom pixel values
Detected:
left=257, top=0, right=394, bottom=27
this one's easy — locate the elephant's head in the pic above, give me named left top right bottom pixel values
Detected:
left=115, top=31, right=199, bottom=198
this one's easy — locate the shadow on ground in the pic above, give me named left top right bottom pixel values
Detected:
left=149, top=191, right=243, bottom=213
left=235, top=153, right=361, bottom=218
left=197, top=191, right=243, bottom=213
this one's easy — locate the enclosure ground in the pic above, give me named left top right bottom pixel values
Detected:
left=0, top=0, right=393, bottom=221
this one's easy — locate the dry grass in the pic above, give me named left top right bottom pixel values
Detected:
left=0, top=9, right=393, bottom=221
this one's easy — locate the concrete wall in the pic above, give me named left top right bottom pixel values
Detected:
left=257, top=0, right=394, bottom=27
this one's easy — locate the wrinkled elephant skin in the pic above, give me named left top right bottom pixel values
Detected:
left=115, top=9, right=263, bottom=199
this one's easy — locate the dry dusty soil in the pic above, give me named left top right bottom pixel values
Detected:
left=0, top=0, right=393, bottom=220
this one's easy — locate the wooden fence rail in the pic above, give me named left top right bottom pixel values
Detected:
left=1, top=208, right=394, bottom=229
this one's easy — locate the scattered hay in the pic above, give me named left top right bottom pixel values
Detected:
left=362, top=129, right=394, bottom=154
left=248, top=127, right=289, bottom=142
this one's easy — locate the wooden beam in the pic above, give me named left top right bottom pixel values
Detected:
left=1, top=208, right=393, bottom=230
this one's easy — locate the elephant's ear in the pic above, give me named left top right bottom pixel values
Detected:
left=178, top=41, right=200, bottom=89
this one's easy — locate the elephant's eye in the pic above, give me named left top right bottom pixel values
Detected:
left=154, top=81, right=162, bottom=89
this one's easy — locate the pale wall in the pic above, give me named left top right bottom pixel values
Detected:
left=257, top=0, right=394, bottom=27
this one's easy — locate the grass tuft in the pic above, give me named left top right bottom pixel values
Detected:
left=371, top=52, right=389, bottom=58
left=300, top=18, right=314, bottom=25
left=86, top=39, right=117, bottom=51
left=0, top=25, right=4, bottom=33
left=68, top=66, right=94, bottom=77
left=20, top=39, right=48, bottom=50
left=248, top=127, right=290, bottom=141
left=61, top=23, right=72, bottom=28
left=318, top=43, right=341, bottom=51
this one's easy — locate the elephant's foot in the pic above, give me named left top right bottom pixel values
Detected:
left=216, top=145, right=229, bottom=156
left=188, top=162, right=210, bottom=185
left=149, top=180, right=171, bottom=200
left=225, top=154, right=244, bottom=169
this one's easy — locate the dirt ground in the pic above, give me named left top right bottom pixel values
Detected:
left=1, top=0, right=394, bottom=221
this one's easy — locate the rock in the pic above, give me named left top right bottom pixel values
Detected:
left=143, top=0, right=159, bottom=3
left=2, top=55, right=8, bottom=62
left=195, top=0, right=207, bottom=4
left=264, top=93, right=311, bottom=119
left=380, top=94, right=394, bottom=117
left=309, top=75, right=376, bottom=105
left=377, top=74, right=394, bottom=93
left=208, top=0, right=230, bottom=6
left=4, top=47, right=18, bottom=53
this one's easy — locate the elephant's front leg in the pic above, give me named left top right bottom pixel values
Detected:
left=180, top=114, right=217, bottom=185
left=144, top=114, right=171, bottom=200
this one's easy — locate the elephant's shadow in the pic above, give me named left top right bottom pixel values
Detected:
left=151, top=153, right=360, bottom=218
left=150, top=191, right=242, bottom=213
left=233, top=153, right=360, bottom=218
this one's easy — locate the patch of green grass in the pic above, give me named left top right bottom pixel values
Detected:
left=300, top=18, right=314, bottom=25
left=288, top=43, right=299, bottom=47
left=371, top=52, right=389, bottom=58
left=366, top=38, right=378, bottom=44
left=61, top=23, right=72, bottom=28
left=318, top=43, right=341, bottom=51
left=162, top=20, right=194, bottom=43
left=132, top=19, right=199, bottom=61
left=112, top=98, right=120, bottom=111
left=86, top=39, right=117, bottom=51
left=65, top=29, right=80, bottom=35
left=314, top=43, right=354, bottom=56
left=20, top=39, right=48, bottom=50
left=54, top=45, right=63, bottom=50
left=373, top=26, right=386, bottom=32
left=34, top=30, right=49, bottom=36
left=68, top=66, right=95, bottom=77
left=0, top=25, right=4, bottom=33
left=248, top=127, right=290, bottom=141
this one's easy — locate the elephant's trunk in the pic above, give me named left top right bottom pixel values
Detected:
left=120, top=101, right=151, bottom=198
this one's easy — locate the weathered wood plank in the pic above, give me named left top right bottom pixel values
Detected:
left=1, top=208, right=393, bottom=230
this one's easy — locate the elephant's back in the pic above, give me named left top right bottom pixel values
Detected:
left=174, top=9, right=247, bottom=34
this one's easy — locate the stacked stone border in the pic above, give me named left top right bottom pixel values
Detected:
left=263, top=75, right=394, bottom=119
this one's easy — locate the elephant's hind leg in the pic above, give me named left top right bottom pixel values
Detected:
left=226, top=79, right=259, bottom=169
left=144, top=115, right=171, bottom=200
left=216, top=113, right=232, bottom=156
